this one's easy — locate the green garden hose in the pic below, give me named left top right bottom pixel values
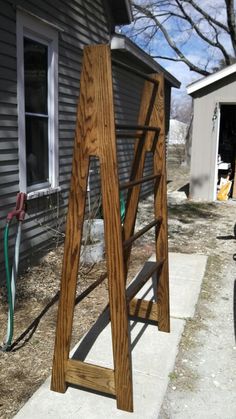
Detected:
left=3, top=222, right=14, bottom=350
left=120, top=192, right=125, bottom=223
left=1, top=192, right=26, bottom=351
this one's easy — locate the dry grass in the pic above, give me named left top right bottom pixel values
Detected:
left=1, top=165, right=235, bottom=418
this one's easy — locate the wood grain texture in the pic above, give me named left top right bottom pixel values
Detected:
left=94, top=45, right=133, bottom=412
left=123, top=217, right=162, bottom=250
left=65, top=360, right=115, bottom=395
left=126, top=261, right=164, bottom=303
left=121, top=73, right=169, bottom=333
left=233, top=157, right=236, bottom=198
left=51, top=44, right=106, bottom=393
left=51, top=133, right=90, bottom=392
left=122, top=80, right=160, bottom=274
left=129, top=298, right=159, bottom=321
left=51, top=45, right=170, bottom=413
left=153, top=74, right=170, bottom=332
left=51, top=45, right=133, bottom=412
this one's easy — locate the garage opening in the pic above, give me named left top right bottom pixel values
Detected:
left=217, top=104, right=236, bottom=199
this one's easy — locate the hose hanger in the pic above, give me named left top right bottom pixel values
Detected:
left=1, top=192, right=27, bottom=351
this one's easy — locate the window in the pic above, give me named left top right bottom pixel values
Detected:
left=17, top=11, right=59, bottom=196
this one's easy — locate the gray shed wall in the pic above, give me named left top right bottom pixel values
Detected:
left=190, top=73, right=236, bottom=201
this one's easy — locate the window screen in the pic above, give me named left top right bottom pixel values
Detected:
left=24, top=38, right=49, bottom=187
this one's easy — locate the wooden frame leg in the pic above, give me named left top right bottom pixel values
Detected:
left=153, top=74, right=170, bottom=332
left=51, top=156, right=90, bottom=393
left=100, top=155, right=133, bottom=412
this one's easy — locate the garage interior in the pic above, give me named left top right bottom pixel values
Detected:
left=217, top=104, right=236, bottom=199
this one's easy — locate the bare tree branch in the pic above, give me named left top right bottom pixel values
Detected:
left=182, top=0, right=230, bottom=33
left=175, top=0, right=232, bottom=65
left=225, top=0, right=236, bottom=55
left=130, top=0, right=236, bottom=75
left=133, top=3, right=211, bottom=75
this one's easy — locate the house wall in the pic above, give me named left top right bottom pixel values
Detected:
left=0, top=0, right=172, bottom=272
left=0, top=0, right=112, bottom=269
left=190, top=73, right=236, bottom=201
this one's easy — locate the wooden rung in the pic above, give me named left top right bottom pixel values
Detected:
left=75, top=273, right=107, bottom=305
left=112, top=58, right=159, bottom=85
left=123, top=217, right=162, bottom=249
left=126, top=260, right=164, bottom=303
left=116, top=124, right=160, bottom=133
left=51, top=46, right=169, bottom=412
left=116, top=132, right=145, bottom=139
left=119, top=173, right=161, bottom=191
left=129, top=298, right=159, bottom=321
left=65, top=359, right=116, bottom=396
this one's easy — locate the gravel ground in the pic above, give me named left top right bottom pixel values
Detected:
left=159, top=166, right=236, bottom=419
left=0, top=164, right=236, bottom=418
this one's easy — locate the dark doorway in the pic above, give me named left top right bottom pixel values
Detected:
left=218, top=104, right=236, bottom=198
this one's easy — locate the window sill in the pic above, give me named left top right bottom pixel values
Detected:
left=27, top=186, right=61, bottom=200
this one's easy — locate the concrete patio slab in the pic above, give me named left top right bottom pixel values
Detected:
left=136, top=253, right=208, bottom=319
left=14, top=252, right=208, bottom=419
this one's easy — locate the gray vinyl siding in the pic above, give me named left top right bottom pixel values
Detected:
left=86, top=57, right=168, bottom=211
left=0, top=1, right=18, bottom=271
left=112, top=62, right=153, bottom=199
left=0, top=0, right=111, bottom=270
left=0, top=0, right=172, bottom=272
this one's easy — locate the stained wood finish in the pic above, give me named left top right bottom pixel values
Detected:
left=122, top=73, right=170, bottom=331
left=51, top=45, right=133, bottom=412
left=65, top=360, right=115, bottom=395
left=126, top=261, right=164, bottom=303
left=129, top=298, right=159, bottom=322
left=51, top=145, right=90, bottom=393
left=51, top=45, right=170, bottom=413
left=112, top=58, right=159, bottom=84
left=119, top=173, right=161, bottom=191
left=233, top=158, right=236, bottom=198
left=116, top=124, right=160, bottom=132
left=153, top=74, right=170, bottom=332
left=95, top=45, right=133, bottom=412
left=122, top=80, right=160, bottom=273
left=123, top=217, right=162, bottom=250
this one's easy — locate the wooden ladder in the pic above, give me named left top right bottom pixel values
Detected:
left=51, top=44, right=170, bottom=413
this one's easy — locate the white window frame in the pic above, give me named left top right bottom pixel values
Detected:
left=17, top=11, right=59, bottom=198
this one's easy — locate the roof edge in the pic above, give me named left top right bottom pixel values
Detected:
left=111, top=0, right=133, bottom=25
left=187, top=63, right=236, bottom=95
left=111, top=34, right=181, bottom=88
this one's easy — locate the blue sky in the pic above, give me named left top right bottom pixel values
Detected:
left=122, top=0, right=234, bottom=98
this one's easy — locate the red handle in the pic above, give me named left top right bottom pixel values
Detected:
left=7, top=193, right=27, bottom=222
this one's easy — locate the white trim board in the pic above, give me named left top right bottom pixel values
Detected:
left=17, top=10, right=59, bottom=194
left=187, top=63, right=236, bottom=95
left=111, top=34, right=181, bottom=88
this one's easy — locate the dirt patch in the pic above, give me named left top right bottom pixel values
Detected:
left=1, top=165, right=236, bottom=418
left=0, top=238, right=152, bottom=418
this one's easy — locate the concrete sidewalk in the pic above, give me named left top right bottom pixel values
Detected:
left=14, top=252, right=207, bottom=419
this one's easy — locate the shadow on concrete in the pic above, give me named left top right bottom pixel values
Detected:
left=72, top=262, right=158, bottom=361
left=10, top=262, right=158, bottom=357
left=178, top=183, right=190, bottom=197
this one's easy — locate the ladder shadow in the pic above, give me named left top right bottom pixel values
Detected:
left=72, top=261, right=158, bottom=361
